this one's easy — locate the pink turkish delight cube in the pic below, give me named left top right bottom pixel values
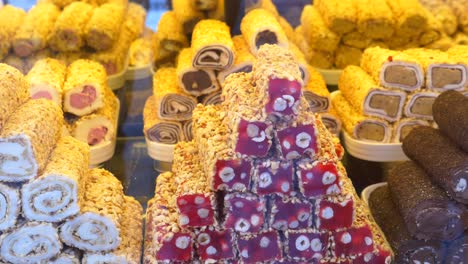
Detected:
left=176, top=194, right=215, bottom=228
left=237, top=230, right=282, bottom=263
left=223, top=193, right=266, bottom=233
left=270, top=196, right=313, bottom=231
left=315, top=197, right=355, bottom=231
left=253, top=159, right=295, bottom=196
left=296, top=159, right=342, bottom=198
left=195, top=227, right=236, bottom=262
left=265, top=78, right=302, bottom=118
left=285, top=229, right=329, bottom=262
left=214, top=159, right=253, bottom=192
left=276, top=123, right=319, bottom=160
left=235, top=119, right=273, bottom=158
left=332, top=225, right=375, bottom=258
left=353, top=249, right=392, bottom=264
left=155, top=232, right=193, bottom=262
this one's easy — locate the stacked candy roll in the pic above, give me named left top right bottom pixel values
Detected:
left=332, top=46, right=468, bottom=143
left=144, top=44, right=392, bottom=263
left=0, top=63, right=143, bottom=263
left=368, top=90, right=468, bottom=263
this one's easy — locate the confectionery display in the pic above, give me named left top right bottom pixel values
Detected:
left=0, top=1, right=146, bottom=76
left=0, top=1, right=467, bottom=263
left=296, top=0, right=468, bottom=70
left=143, top=44, right=391, bottom=263
left=0, top=63, right=142, bottom=263
left=332, top=46, right=468, bottom=143
left=368, top=89, right=468, bottom=263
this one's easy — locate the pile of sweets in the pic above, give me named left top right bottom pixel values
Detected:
left=295, top=0, right=468, bottom=70
left=26, top=58, right=118, bottom=148
left=145, top=12, right=342, bottom=146
left=0, top=1, right=146, bottom=76
left=0, top=63, right=143, bottom=263
left=143, top=44, right=392, bottom=264
left=368, top=90, right=468, bottom=263
left=331, top=45, right=468, bottom=143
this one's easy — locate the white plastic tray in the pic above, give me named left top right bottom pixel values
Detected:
left=361, top=182, right=388, bottom=205
left=343, top=132, right=409, bottom=162
left=107, top=56, right=129, bottom=90
left=145, top=137, right=175, bottom=163
left=89, top=99, right=120, bottom=166
left=315, top=68, right=342, bottom=85
left=126, top=62, right=153, bottom=80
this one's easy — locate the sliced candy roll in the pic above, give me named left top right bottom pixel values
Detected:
left=303, top=65, right=330, bottom=113
left=240, top=9, right=288, bottom=55
left=237, top=230, right=282, bottom=263
left=26, top=58, right=66, bottom=106
left=195, top=227, right=237, bottom=263
left=252, top=159, right=295, bottom=197
left=153, top=67, right=197, bottom=121
left=420, top=0, right=457, bottom=36
left=335, top=45, right=363, bottom=70
left=296, top=158, right=344, bottom=198
left=223, top=192, right=266, bottom=234
left=23, top=48, right=52, bottom=74
left=417, top=10, right=444, bottom=46
left=342, top=31, right=371, bottom=50
left=284, top=229, right=330, bottom=262
left=405, top=48, right=467, bottom=91
left=85, top=3, right=125, bottom=51
left=331, top=91, right=392, bottom=143
left=314, top=176, right=356, bottom=231
left=63, top=59, right=108, bottom=116
left=269, top=195, right=313, bottom=231
left=143, top=95, right=184, bottom=144
left=403, top=127, right=468, bottom=205
left=403, top=91, right=439, bottom=120
left=0, top=63, right=30, bottom=131
left=252, top=44, right=303, bottom=119
left=129, top=38, right=153, bottom=67
left=177, top=48, right=219, bottom=97
left=339, top=66, right=406, bottom=122
left=222, top=73, right=274, bottom=158
left=217, top=35, right=255, bottom=85
left=0, top=5, right=25, bottom=59
left=445, top=0, right=468, bottom=35
left=172, top=0, right=205, bottom=34
left=199, top=90, right=222, bottom=106
left=361, top=47, right=424, bottom=92
left=48, top=2, right=94, bottom=52
left=386, top=0, right=429, bottom=38
left=355, top=0, right=394, bottom=39
left=144, top=172, right=194, bottom=264
left=392, top=118, right=430, bottom=143
left=0, top=183, right=20, bottom=231
left=69, top=88, right=117, bottom=147
left=320, top=111, right=342, bottom=137
left=191, top=20, right=234, bottom=70
left=388, top=161, right=464, bottom=240
left=173, top=141, right=216, bottom=228
left=0, top=99, right=63, bottom=182
left=300, top=6, right=339, bottom=53
left=83, top=196, right=143, bottom=264
left=156, top=11, right=189, bottom=53
left=192, top=104, right=253, bottom=193
left=2, top=53, right=26, bottom=74
left=60, top=169, right=124, bottom=252
left=0, top=221, right=62, bottom=263
left=182, top=120, right=192, bottom=141
left=314, top=0, right=356, bottom=35
left=369, top=184, right=446, bottom=264
left=13, top=3, right=60, bottom=57
left=432, top=90, right=468, bottom=152
left=49, top=248, right=81, bottom=264
left=22, top=136, right=89, bottom=222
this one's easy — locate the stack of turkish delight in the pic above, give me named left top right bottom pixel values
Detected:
left=296, top=0, right=468, bottom=70
left=0, top=63, right=143, bottom=263
left=368, top=90, right=468, bottom=263
left=331, top=46, right=468, bottom=143
left=0, top=1, right=146, bottom=76
left=144, top=44, right=392, bottom=263
left=26, top=58, right=118, bottom=149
